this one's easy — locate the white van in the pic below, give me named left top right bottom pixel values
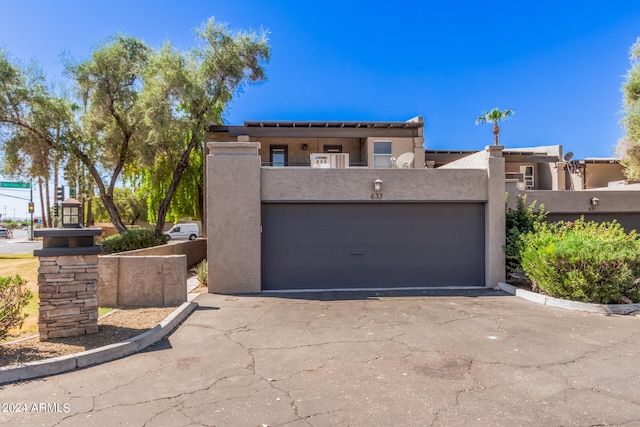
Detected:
left=164, top=223, right=200, bottom=240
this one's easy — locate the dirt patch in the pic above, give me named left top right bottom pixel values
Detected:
left=0, top=306, right=177, bottom=367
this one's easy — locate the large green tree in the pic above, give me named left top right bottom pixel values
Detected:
left=67, top=35, right=151, bottom=233
left=138, top=18, right=270, bottom=234
left=476, top=108, right=514, bottom=146
left=1, top=18, right=270, bottom=235
left=618, top=37, right=640, bottom=180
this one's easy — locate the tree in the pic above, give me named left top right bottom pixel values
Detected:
left=91, top=187, right=147, bottom=225
left=66, top=35, right=151, bottom=233
left=0, top=49, right=69, bottom=227
left=2, top=18, right=271, bottom=236
left=617, top=38, right=640, bottom=180
left=139, top=18, right=270, bottom=234
left=476, top=108, right=514, bottom=146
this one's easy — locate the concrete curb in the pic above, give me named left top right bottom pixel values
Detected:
left=0, top=301, right=198, bottom=385
left=498, top=282, right=640, bottom=315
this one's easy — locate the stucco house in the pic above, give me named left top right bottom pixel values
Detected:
left=205, top=117, right=504, bottom=293
left=204, top=116, right=640, bottom=294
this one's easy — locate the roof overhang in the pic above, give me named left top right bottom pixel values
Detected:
left=209, top=120, right=423, bottom=138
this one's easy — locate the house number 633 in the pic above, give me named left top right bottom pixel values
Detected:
left=370, top=192, right=383, bottom=200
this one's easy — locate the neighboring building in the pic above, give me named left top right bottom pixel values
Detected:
left=566, top=158, right=627, bottom=190
left=427, top=145, right=565, bottom=191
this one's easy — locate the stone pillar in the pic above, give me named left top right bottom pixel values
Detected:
left=34, top=228, right=101, bottom=341
left=207, top=139, right=261, bottom=293
left=485, top=145, right=506, bottom=287
left=37, top=255, right=99, bottom=340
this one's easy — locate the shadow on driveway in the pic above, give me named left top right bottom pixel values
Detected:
left=227, top=287, right=508, bottom=301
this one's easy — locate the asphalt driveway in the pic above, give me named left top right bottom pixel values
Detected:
left=2, top=289, right=639, bottom=426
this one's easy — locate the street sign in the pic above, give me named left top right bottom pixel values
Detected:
left=0, top=181, right=30, bottom=189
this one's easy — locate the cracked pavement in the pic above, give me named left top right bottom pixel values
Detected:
left=2, top=289, right=640, bottom=426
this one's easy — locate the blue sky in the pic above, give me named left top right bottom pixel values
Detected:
left=1, top=1, right=640, bottom=217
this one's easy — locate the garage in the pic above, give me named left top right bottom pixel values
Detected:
left=261, top=202, right=485, bottom=290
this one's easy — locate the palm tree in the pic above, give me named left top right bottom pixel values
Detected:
left=476, top=108, right=514, bottom=146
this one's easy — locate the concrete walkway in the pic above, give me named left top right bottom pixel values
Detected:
left=2, top=289, right=639, bottom=426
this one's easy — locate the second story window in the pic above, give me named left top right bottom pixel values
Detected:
left=374, top=141, right=392, bottom=168
left=270, top=145, right=288, bottom=167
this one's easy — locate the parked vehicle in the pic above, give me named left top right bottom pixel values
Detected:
left=164, top=223, right=200, bottom=241
left=0, top=227, right=9, bottom=239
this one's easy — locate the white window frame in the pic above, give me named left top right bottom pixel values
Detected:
left=520, top=165, right=535, bottom=189
left=373, top=140, right=393, bottom=168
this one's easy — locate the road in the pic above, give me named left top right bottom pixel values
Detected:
left=0, top=229, right=42, bottom=255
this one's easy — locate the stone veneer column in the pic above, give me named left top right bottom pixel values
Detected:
left=206, top=138, right=261, bottom=293
left=34, top=228, right=101, bottom=341
left=37, top=254, right=99, bottom=340
left=486, top=145, right=506, bottom=287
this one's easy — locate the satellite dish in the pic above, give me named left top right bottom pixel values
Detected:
left=395, top=152, right=415, bottom=168
left=563, top=152, right=574, bottom=162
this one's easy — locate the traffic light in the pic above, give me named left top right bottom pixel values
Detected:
left=53, top=204, right=59, bottom=217
left=56, top=186, right=64, bottom=202
left=28, top=202, right=34, bottom=213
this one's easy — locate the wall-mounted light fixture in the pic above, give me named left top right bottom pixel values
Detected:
left=302, top=143, right=308, bottom=151
left=590, top=197, right=600, bottom=207
left=373, top=178, right=383, bottom=192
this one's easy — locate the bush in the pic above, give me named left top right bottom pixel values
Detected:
left=191, top=259, right=207, bottom=286
left=99, top=228, right=168, bottom=255
left=505, top=194, right=547, bottom=275
left=0, top=275, right=32, bottom=342
left=520, top=218, right=640, bottom=303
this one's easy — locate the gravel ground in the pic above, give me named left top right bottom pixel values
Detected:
left=0, top=307, right=177, bottom=367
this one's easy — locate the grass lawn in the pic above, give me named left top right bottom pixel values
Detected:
left=0, top=254, right=39, bottom=289
left=0, top=255, right=113, bottom=341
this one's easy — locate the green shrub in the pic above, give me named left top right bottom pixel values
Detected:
left=505, top=194, right=547, bottom=275
left=0, top=275, right=32, bottom=342
left=99, top=228, right=168, bottom=255
left=520, top=218, right=640, bottom=303
left=191, top=259, right=207, bottom=286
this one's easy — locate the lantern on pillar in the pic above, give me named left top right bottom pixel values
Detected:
left=60, top=198, right=82, bottom=228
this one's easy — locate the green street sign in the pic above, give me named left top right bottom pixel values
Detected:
left=0, top=181, right=30, bottom=189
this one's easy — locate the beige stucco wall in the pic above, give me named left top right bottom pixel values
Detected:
left=97, top=240, right=204, bottom=306
left=261, top=167, right=487, bottom=201
left=207, top=141, right=262, bottom=293
left=583, top=163, right=626, bottom=189
left=438, top=149, right=488, bottom=169
left=508, top=188, right=640, bottom=213
left=98, top=255, right=187, bottom=307
left=486, top=146, right=506, bottom=286
left=111, top=239, right=206, bottom=267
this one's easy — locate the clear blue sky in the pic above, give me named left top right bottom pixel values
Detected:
left=2, top=1, right=640, bottom=218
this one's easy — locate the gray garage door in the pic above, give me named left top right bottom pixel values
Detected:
left=261, top=203, right=484, bottom=290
